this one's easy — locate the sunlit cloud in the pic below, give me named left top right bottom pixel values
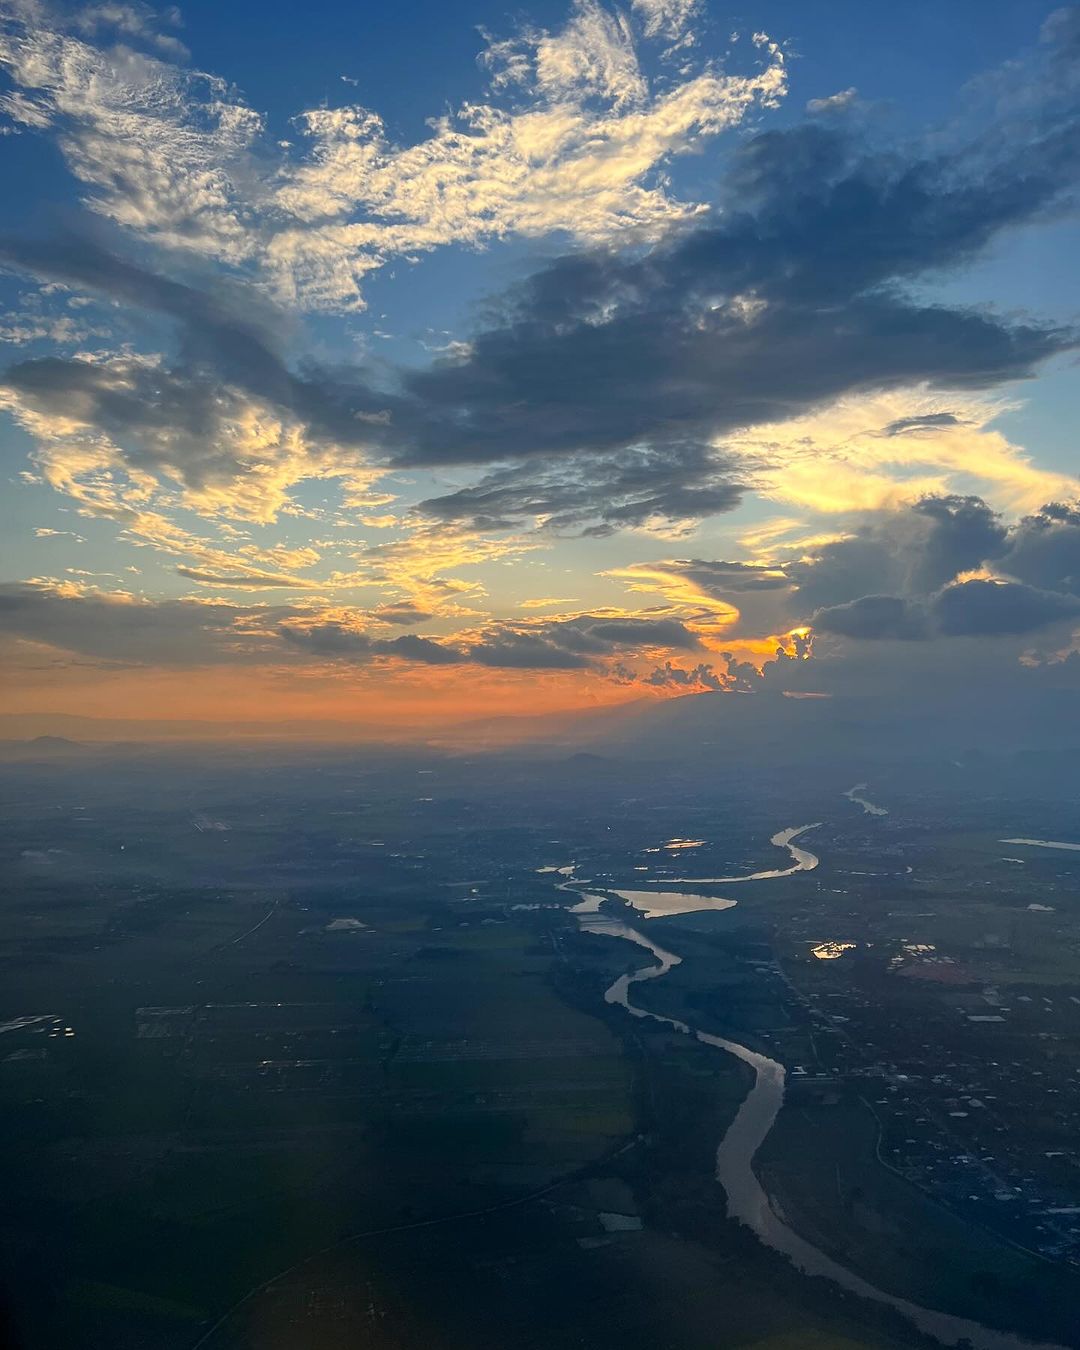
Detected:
left=726, top=389, right=1077, bottom=515
left=2, top=3, right=1080, bottom=731
left=1, top=0, right=786, bottom=310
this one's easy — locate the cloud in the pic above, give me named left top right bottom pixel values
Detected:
left=881, top=412, right=963, bottom=437
left=797, top=494, right=1080, bottom=645
left=809, top=593, right=927, bottom=641
left=370, top=601, right=435, bottom=626
left=630, top=0, right=700, bottom=43
left=2, top=3, right=1079, bottom=690
left=175, top=566, right=318, bottom=589
left=328, top=522, right=536, bottom=615
left=532, top=0, right=648, bottom=107
left=74, top=3, right=189, bottom=59
left=0, top=310, right=107, bottom=346
left=996, top=502, right=1080, bottom=595
left=277, top=616, right=600, bottom=671
left=813, top=579, right=1080, bottom=641
left=575, top=615, right=699, bottom=648
left=34, top=527, right=85, bottom=541
left=1, top=0, right=786, bottom=310
left=641, top=633, right=813, bottom=692
left=466, top=631, right=593, bottom=670
left=0, top=341, right=384, bottom=530
left=415, top=444, right=745, bottom=536
left=0, top=3, right=261, bottom=258
left=806, top=87, right=858, bottom=115
left=276, top=606, right=701, bottom=672
left=362, top=21, right=1079, bottom=532
left=621, top=492, right=1080, bottom=662
left=461, top=611, right=702, bottom=669
left=614, top=557, right=790, bottom=598
left=0, top=580, right=278, bottom=665
left=396, top=111, right=1076, bottom=483
left=266, top=13, right=785, bottom=308
left=605, top=556, right=794, bottom=643
left=934, top=578, right=1080, bottom=637
left=0, top=580, right=710, bottom=676
left=644, top=659, right=724, bottom=690
left=727, top=390, right=1073, bottom=515
left=788, top=494, right=1008, bottom=613
left=277, top=620, right=461, bottom=665
left=6, top=3, right=1079, bottom=543
left=519, top=596, right=580, bottom=609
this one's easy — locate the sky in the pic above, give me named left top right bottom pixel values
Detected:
left=1, top=0, right=1079, bottom=738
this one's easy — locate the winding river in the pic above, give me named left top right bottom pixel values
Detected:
left=561, top=829, right=1065, bottom=1350
left=845, top=783, right=889, bottom=817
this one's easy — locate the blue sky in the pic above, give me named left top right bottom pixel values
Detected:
left=1, top=0, right=1079, bottom=734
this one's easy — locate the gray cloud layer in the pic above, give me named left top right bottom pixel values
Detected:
left=813, top=580, right=1080, bottom=641
left=0, top=583, right=700, bottom=673
left=279, top=612, right=701, bottom=671
left=802, top=497, right=1080, bottom=641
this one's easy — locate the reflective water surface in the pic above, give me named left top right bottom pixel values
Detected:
left=561, top=828, right=1066, bottom=1350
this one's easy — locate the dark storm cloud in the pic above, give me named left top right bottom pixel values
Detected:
left=3, top=11, right=1079, bottom=534
left=812, top=580, right=1080, bottom=641
left=788, top=495, right=1007, bottom=613
left=0, top=237, right=392, bottom=472
left=809, top=593, right=928, bottom=641
left=996, top=502, right=1080, bottom=595
left=907, top=495, right=1009, bottom=593
left=934, top=578, right=1080, bottom=636
left=790, top=494, right=1080, bottom=644
left=402, top=7, right=1080, bottom=516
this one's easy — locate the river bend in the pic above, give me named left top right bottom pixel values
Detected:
left=561, top=828, right=1064, bottom=1350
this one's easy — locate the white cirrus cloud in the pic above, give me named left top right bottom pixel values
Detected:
left=630, top=0, right=700, bottom=43
left=1, top=0, right=787, bottom=310
left=0, top=1, right=262, bottom=259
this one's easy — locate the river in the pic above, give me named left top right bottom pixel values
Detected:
left=844, top=783, right=889, bottom=817
left=561, top=829, right=1065, bottom=1350
left=999, top=838, right=1080, bottom=853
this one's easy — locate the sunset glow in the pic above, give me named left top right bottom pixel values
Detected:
left=1, top=0, right=1078, bottom=739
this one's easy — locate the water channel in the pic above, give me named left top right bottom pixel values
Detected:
left=560, top=828, right=1065, bottom=1350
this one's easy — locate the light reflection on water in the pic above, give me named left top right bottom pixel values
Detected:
left=657, top=824, right=821, bottom=885
left=810, top=940, right=856, bottom=960
left=844, top=783, right=889, bottom=816
left=607, top=889, right=738, bottom=919
left=1000, top=837, right=1080, bottom=853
